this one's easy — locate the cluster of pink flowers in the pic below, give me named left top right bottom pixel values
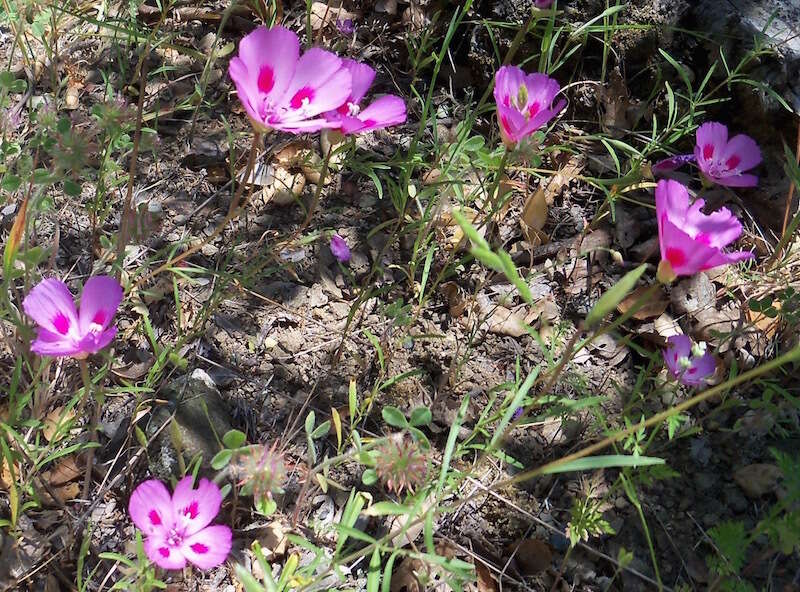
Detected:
left=228, top=26, right=406, bottom=134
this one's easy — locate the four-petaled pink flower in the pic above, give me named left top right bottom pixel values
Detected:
left=22, top=276, right=123, bottom=358
left=663, top=335, right=716, bottom=387
left=129, top=477, right=232, bottom=570
left=324, top=59, right=406, bottom=134
left=330, top=234, right=351, bottom=263
left=228, top=26, right=353, bottom=133
left=655, top=179, right=753, bottom=281
left=494, top=65, right=565, bottom=148
left=694, top=122, right=761, bottom=187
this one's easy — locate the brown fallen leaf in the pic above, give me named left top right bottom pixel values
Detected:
left=520, top=156, right=584, bottom=245
left=746, top=304, right=780, bottom=340
left=45, top=456, right=82, bottom=486
left=310, top=2, right=359, bottom=30
left=506, top=538, right=553, bottom=576
left=475, top=560, right=498, bottom=592
left=617, top=285, right=669, bottom=320
left=43, top=406, right=75, bottom=442
left=440, top=282, right=468, bottom=317
left=733, top=463, right=783, bottom=498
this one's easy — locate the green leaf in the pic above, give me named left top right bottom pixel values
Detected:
left=409, top=406, right=432, bottom=427
left=543, top=454, right=665, bottom=474
left=311, top=420, right=330, bottom=439
left=235, top=564, right=268, bottom=592
left=362, top=468, right=378, bottom=486
left=381, top=406, right=407, bottom=428
left=304, top=411, right=315, bottom=435
left=585, top=264, right=647, bottom=328
left=222, top=429, right=247, bottom=449
left=0, top=71, right=16, bottom=88
left=367, top=548, right=382, bottom=592
left=134, top=426, right=148, bottom=448
left=1, top=174, right=22, bottom=193
left=363, top=501, right=413, bottom=516
left=32, top=168, right=53, bottom=185
left=450, top=208, right=490, bottom=250
left=63, top=178, right=81, bottom=197
left=210, top=449, right=233, bottom=470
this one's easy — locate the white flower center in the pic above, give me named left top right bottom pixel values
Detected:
left=678, top=356, right=692, bottom=369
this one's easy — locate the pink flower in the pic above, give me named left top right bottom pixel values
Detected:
left=655, top=179, right=753, bottom=281
left=535, top=0, right=554, bottom=6
left=228, top=26, right=353, bottom=133
left=128, top=477, right=232, bottom=570
left=22, top=276, right=123, bottom=358
left=694, top=122, right=761, bottom=187
left=330, top=234, right=351, bottom=263
left=663, top=335, right=716, bottom=387
left=324, top=59, right=406, bottom=134
left=651, top=153, right=696, bottom=175
left=494, top=66, right=565, bottom=148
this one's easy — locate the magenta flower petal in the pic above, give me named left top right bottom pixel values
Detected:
left=681, top=199, right=742, bottom=249
left=78, top=276, right=123, bottom=335
left=342, top=95, right=407, bottom=134
left=663, top=335, right=715, bottom=387
left=76, top=326, right=118, bottom=356
left=694, top=121, right=761, bottom=187
left=171, top=476, right=222, bottom=536
left=324, top=60, right=406, bottom=135
left=341, top=59, right=376, bottom=106
left=237, top=26, right=299, bottom=102
left=280, top=48, right=351, bottom=118
left=22, top=278, right=79, bottom=338
left=144, top=533, right=188, bottom=570
left=535, top=0, right=553, bottom=6
left=23, top=276, right=122, bottom=358
left=652, top=153, right=696, bottom=175
left=181, top=525, right=233, bottom=570
left=330, top=234, right=351, bottom=263
left=229, top=26, right=352, bottom=133
left=129, top=477, right=231, bottom=571
left=129, top=479, right=175, bottom=536
left=493, top=66, right=564, bottom=147
left=228, top=26, right=300, bottom=128
left=655, top=179, right=754, bottom=277
left=29, top=328, right=84, bottom=357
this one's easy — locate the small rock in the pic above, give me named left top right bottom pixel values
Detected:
left=146, top=369, right=235, bottom=478
left=671, top=273, right=715, bottom=316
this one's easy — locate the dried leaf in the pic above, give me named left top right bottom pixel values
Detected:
left=45, top=456, right=81, bottom=486
left=42, top=406, right=75, bottom=442
left=310, top=2, right=359, bottom=30
left=506, top=538, right=553, bottom=576
left=653, top=312, right=681, bottom=338
left=4, top=195, right=28, bottom=271
left=475, top=560, right=498, bottom=592
left=617, top=285, right=669, bottom=320
left=733, top=464, right=783, bottom=498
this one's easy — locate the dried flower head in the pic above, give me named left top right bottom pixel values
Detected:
left=374, top=434, right=427, bottom=495
left=232, top=444, right=287, bottom=501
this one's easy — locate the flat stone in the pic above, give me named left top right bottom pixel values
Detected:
left=146, top=369, right=234, bottom=479
left=693, top=0, right=800, bottom=112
